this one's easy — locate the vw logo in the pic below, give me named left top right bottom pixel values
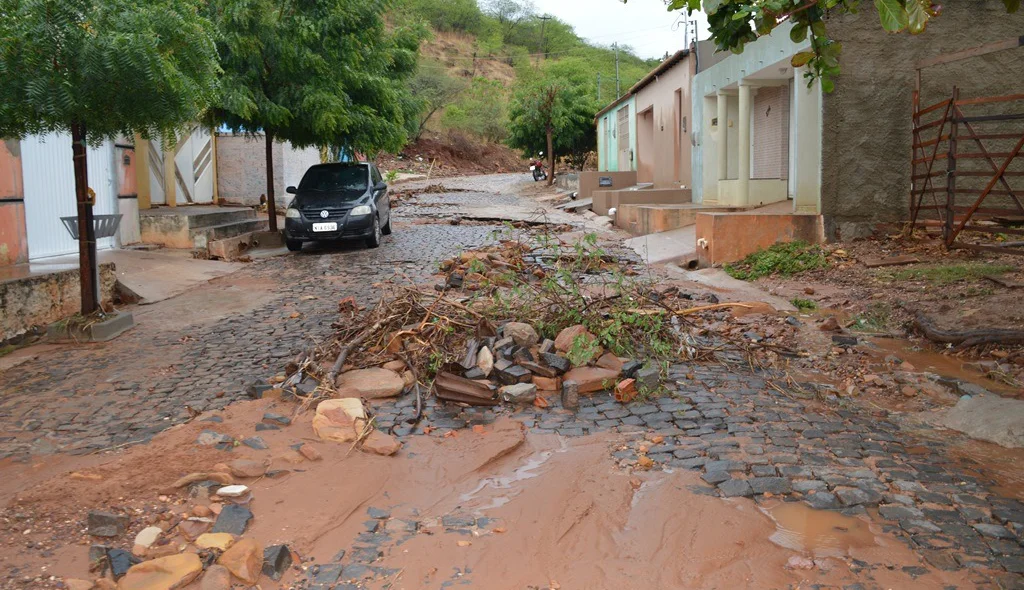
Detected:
left=320, top=210, right=329, bottom=218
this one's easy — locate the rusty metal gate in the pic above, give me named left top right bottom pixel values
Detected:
left=909, top=37, right=1024, bottom=255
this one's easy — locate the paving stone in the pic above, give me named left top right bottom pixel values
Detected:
left=701, top=471, right=731, bottom=485
left=879, top=504, right=925, bottom=520
left=718, top=479, right=753, bottom=498
left=749, top=477, right=792, bottom=495
left=974, top=523, right=1015, bottom=540
left=836, top=487, right=882, bottom=507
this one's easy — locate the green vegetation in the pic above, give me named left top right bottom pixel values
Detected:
left=790, top=298, right=817, bottom=312
left=851, top=302, right=893, bottom=333
left=442, top=78, right=510, bottom=142
left=882, top=263, right=1015, bottom=285
left=724, top=241, right=829, bottom=281
left=670, top=1, right=1020, bottom=91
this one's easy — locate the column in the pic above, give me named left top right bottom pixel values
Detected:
left=792, top=67, right=822, bottom=213
left=716, top=91, right=728, bottom=182
left=737, top=81, right=752, bottom=206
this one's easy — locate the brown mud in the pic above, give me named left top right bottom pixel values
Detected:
left=0, top=398, right=980, bottom=589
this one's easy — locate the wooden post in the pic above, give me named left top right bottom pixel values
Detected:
left=164, top=136, right=177, bottom=208
left=266, top=132, right=278, bottom=232
left=134, top=135, right=151, bottom=210
left=210, top=130, right=220, bottom=203
left=71, top=123, right=98, bottom=315
left=944, top=87, right=959, bottom=246
left=911, top=89, right=920, bottom=222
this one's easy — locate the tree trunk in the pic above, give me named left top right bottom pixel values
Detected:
left=546, top=127, right=555, bottom=187
left=265, top=131, right=278, bottom=232
left=71, top=123, right=98, bottom=315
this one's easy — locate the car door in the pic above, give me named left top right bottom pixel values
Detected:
left=370, top=165, right=389, bottom=223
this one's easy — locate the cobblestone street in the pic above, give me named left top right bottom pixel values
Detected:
left=0, top=174, right=1022, bottom=589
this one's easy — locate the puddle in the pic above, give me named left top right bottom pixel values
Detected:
left=951, top=439, right=1024, bottom=501
left=458, top=438, right=569, bottom=514
left=762, top=502, right=876, bottom=557
left=868, top=338, right=1021, bottom=398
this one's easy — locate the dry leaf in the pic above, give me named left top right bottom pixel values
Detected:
left=533, top=395, right=549, bottom=408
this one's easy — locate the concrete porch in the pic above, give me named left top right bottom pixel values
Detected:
left=695, top=202, right=824, bottom=267
left=615, top=202, right=744, bottom=236
left=139, top=205, right=269, bottom=249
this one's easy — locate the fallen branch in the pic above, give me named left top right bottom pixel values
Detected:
left=913, top=312, right=1024, bottom=348
left=327, top=320, right=385, bottom=384
left=675, top=302, right=755, bottom=315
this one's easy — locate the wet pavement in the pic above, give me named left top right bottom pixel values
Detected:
left=1, top=173, right=1022, bottom=588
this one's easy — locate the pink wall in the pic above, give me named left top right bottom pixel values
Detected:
left=633, top=56, right=696, bottom=189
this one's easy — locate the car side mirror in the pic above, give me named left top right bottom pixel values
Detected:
left=286, top=186, right=297, bottom=194
left=374, top=181, right=387, bottom=192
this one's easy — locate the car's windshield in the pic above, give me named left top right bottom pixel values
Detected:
left=298, top=166, right=368, bottom=194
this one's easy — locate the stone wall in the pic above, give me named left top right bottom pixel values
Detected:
left=822, top=1, right=1024, bottom=239
left=215, top=134, right=321, bottom=208
left=0, top=263, right=116, bottom=341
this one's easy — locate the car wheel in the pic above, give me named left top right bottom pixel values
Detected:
left=286, top=239, right=303, bottom=252
left=365, top=215, right=381, bottom=248
left=381, top=215, right=392, bottom=235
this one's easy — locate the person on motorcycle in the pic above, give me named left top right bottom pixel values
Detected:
left=530, top=151, right=547, bottom=181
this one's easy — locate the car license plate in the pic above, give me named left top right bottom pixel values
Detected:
left=312, top=222, right=337, bottom=232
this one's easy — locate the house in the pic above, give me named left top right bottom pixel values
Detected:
left=689, top=2, right=1023, bottom=266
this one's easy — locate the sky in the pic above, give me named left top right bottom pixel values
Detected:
left=531, top=0, right=710, bottom=60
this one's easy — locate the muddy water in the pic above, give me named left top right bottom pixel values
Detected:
left=869, top=337, right=1021, bottom=398
left=763, top=501, right=876, bottom=557
left=952, top=438, right=1024, bottom=501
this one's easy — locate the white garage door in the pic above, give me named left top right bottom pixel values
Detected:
left=21, top=133, right=118, bottom=259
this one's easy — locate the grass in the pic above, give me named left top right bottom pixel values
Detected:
left=850, top=302, right=893, bottom=333
left=0, top=344, right=15, bottom=358
left=724, top=241, right=829, bottom=281
left=883, top=263, right=1015, bottom=285
left=790, top=298, right=817, bottom=312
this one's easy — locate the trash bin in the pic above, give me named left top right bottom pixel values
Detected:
left=59, top=214, right=123, bottom=239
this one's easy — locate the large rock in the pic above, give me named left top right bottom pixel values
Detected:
left=554, top=325, right=594, bottom=352
left=503, top=322, right=539, bottom=347
left=562, top=367, right=619, bottom=394
left=199, top=565, right=231, bottom=590
left=117, top=553, right=203, bottom=590
left=218, top=538, right=263, bottom=585
left=312, top=398, right=367, bottom=443
left=939, top=394, right=1024, bottom=448
left=225, top=459, right=265, bottom=479
left=361, top=430, right=402, bottom=456
left=334, top=368, right=404, bottom=399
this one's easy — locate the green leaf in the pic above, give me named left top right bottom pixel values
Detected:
left=821, top=77, right=835, bottom=93
left=811, top=20, right=827, bottom=37
left=874, top=0, right=909, bottom=32
left=1004, top=0, right=1021, bottom=12
left=790, top=23, right=808, bottom=42
left=906, top=0, right=932, bottom=33
left=791, top=51, right=815, bottom=67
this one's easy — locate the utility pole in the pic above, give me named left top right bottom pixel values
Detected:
left=597, top=72, right=602, bottom=102
left=536, top=15, right=552, bottom=69
left=614, top=43, right=621, bottom=98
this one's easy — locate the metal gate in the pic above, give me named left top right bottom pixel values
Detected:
left=21, top=133, right=118, bottom=259
left=147, top=125, right=215, bottom=206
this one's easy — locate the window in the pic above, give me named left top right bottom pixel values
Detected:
left=370, top=165, right=383, bottom=185
left=298, top=165, right=369, bottom=194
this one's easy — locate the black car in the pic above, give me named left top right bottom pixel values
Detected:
left=282, top=162, right=392, bottom=251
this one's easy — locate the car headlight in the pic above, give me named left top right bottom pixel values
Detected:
left=285, top=208, right=300, bottom=219
left=350, top=205, right=371, bottom=216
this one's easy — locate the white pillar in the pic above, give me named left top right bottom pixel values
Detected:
left=716, top=91, right=728, bottom=183
left=737, top=82, right=752, bottom=207
left=792, top=68, right=822, bottom=213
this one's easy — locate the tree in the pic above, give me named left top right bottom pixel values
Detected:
left=482, top=0, right=536, bottom=45
left=442, top=78, right=509, bottom=143
left=206, top=0, right=424, bottom=229
left=0, top=0, right=220, bottom=314
left=408, top=61, right=468, bottom=140
left=507, top=64, right=596, bottom=185
left=668, top=0, right=1021, bottom=91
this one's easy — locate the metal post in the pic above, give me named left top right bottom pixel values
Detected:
left=614, top=43, right=621, bottom=98
left=266, top=131, right=278, bottom=232
left=944, top=86, right=959, bottom=246
left=71, top=123, right=99, bottom=315
left=536, top=15, right=551, bottom=69
left=597, top=73, right=601, bottom=102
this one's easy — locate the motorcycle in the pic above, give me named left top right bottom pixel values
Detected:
left=530, top=151, right=547, bottom=181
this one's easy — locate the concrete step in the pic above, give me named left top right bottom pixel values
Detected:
left=616, top=203, right=743, bottom=236
left=140, top=206, right=263, bottom=248
left=208, top=230, right=284, bottom=260
left=191, top=219, right=270, bottom=249
left=185, top=208, right=257, bottom=229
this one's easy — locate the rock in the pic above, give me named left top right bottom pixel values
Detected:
left=819, top=317, right=840, bottom=331
left=171, top=472, right=233, bottom=488
left=477, top=346, right=494, bottom=376
left=940, top=394, right=1024, bottom=449
left=539, top=339, right=555, bottom=354
left=540, top=352, right=571, bottom=375
left=974, top=523, right=1015, bottom=539
left=382, top=360, right=406, bottom=371
left=214, top=485, right=249, bottom=498
left=500, top=383, right=537, bottom=404
left=804, top=491, right=840, bottom=510
left=241, top=437, right=267, bottom=450
left=94, top=580, right=117, bottom=590
left=512, top=346, right=536, bottom=364
left=493, top=336, right=514, bottom=352
left=718, top=479, right=753, bottom=497
left=748, top=477, right=792, bottom=495
left=88, top=511, right=129, bottom=538
left=178, top=518, right=213, bottom=541
left=107, top=549, right=141, bottom=580
left=196, top=431, right=233, bottom=447
left=561, top=380, right=580, bottom=410
left=262, top=545, right=293, bottom=581
left=63, top=579, right=94, bottom=590
left=226, top=459, right=265, bottom=479
left=211, top=504, right=252, bottom=536
left=199, top=565, right=232, bottom=590
left=118, top=554, right=203, bottom=590
left=218, top=538, right=263, bottom=585
left=786, top=555, right=815, bottom=570
left=562, top=367, right=619, bottom=394
left=335, top=368, right=405, bottom=399
left=634, top=366, right=660, bottom=392
left=195, top=532, right=236, bottom=551
left=494, top=363, right=532, bottom=385
left=132, top=527, right=162, bottom=555
left=532, top=375, right=561, bottom=391
left=361, top=430, right=402, bottom=456
left=312, top=398, right=368, bottom=443
left=554, top=325, right=594, bottom=352
left=831, top=334, right=858, bottom=347
left=90, top=545, right=111, bottom=575
left=261, top=412, right=291, bottom=426
left=596, top=353, right=624, bottom=372
left=298, top=443, right=322, bottom=461
left=503, top=322, right=539, bottom=347
left=621, top=360, right=642, bottom=378
left=614, top=379, right=638, bottom=403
